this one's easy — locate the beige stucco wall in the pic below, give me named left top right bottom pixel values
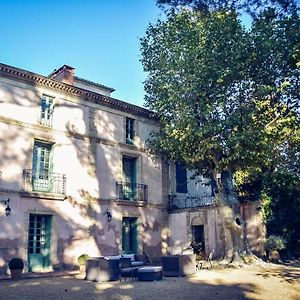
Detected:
left=169, top=212, right=188, bottom=254
left=0, top=194, right=165, bottom=273
left=169, top=204, right=265, bottom=259
left=0, top=77, right=162, bottom=203
left=169, top=207, right=220, bottom=256
left=0, top=75, right=165, bottom=274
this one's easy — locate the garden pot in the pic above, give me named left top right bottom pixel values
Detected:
left=10, top=268, right=23, bottom=280
left=268, top=250, right=280, bottom=263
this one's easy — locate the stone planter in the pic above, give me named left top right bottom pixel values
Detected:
left=10, top=268, right=23, bottom=280
left=8, top=258, right=24, bottom=280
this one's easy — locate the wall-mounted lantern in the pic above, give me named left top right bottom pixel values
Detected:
left=105, top=209, right=112, bottom=222
left=216, top=173, right=222, bottom=186
left=1, top=198, right=11, bottom=216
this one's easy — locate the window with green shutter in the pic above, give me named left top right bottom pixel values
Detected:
left=32, top=141, right=53, bottom=192
left=122, top=217, right=138, bottom=254
left=40, top=95, right=54, bottom=127
left=125, top=117, right=135, bottom=144
left=122, top=156, right=137, bottom=199
left=176, top=163, right=187, bottom=193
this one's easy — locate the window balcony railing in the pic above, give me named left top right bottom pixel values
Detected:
left=22, top=169, right=66, bottom=195
left=116, top=181, right=148, bottom=202
left=169, top=194, right=216, bottom=211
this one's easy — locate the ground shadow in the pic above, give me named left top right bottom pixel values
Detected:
left=0, top=276, right=256, bottom=300
left=255, top=261, right=300, bottom=284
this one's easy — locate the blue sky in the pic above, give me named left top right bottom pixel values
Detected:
left=0, top=0, right=161, bottom=107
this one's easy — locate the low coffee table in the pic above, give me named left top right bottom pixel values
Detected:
left=137, top=266, right=163, bottom=281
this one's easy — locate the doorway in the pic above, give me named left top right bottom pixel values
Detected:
left=28, top=214, right=52, bottom=271
left=192, top=225, right=205, bottom=255
left=122, top=217, right=138, bottom=254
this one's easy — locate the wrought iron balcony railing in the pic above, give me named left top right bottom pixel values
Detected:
left=169, top=194, right=216, bottom=211
left=22, top=169, right=66, bottom=195
left=116, top=181, right=148, bottom=202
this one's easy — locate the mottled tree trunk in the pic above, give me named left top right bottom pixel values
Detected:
left=214, top=170, right=245, bottom=264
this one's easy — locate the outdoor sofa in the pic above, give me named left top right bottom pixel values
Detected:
left=85, top=254, right=146, bottom=282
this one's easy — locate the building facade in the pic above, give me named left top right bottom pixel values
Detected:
left=0, top=63, right=264, bottom=274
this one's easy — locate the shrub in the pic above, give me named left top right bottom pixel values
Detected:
left=265, top=235, right=286, bottom=251
left=8, top=258, right=24, bottom=270
left=190, top=241, right=203, bottom=254
left=77, top=254, right=90, bottom=266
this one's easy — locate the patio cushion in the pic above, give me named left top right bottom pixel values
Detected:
left=105, top=255, right=121, bottom=260
left=132, top=261, right=143, bottom=267
left=122, top=253, right=135, bottom=262
left=138, top=266, right=162, bottom=273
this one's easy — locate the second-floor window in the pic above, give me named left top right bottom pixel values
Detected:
left=33, top=141, right=53, bottom=180
left=40, top=95, right=54, bottom=127
left=176, top=163, right=187, bottom=193
left=125, top=117, right=135, bottom=144
left=122, top=156, right=137, bottom=200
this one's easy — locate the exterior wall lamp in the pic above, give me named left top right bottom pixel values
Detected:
left=216, top=173, right=222, bottom=186
left=105, top=209, right=112, bottom=222
left=1, top=198, right=11, bottom=216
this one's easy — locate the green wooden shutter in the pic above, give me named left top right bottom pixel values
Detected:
left=176, top=163, right=187, bottom=193
left=132, top=218, right=138, bottom=254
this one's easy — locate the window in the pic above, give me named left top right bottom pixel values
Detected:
left=32, top=141, right=53, bottom=192
left=125, top=117, right=135, bottom=144
left=122, top=156, right=137, bottom=199
left=123, top=156, right=137, bottom=183
left=40, top=95, right=54, bottom=127
left=176, top=163, right=187, bottom=193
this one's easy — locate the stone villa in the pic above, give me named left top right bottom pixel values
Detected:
left=0, top=63, right=264, bottom=274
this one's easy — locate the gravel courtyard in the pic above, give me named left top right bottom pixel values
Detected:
left=0, top=261, right=299, bottom=300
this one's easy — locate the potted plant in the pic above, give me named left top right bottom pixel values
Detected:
left=8, top=257, right=24, bottom=280
left=77, top=254, right=90, bottom=274
left=265, top=235, right=286, bottom=263
left=190, top=241, right=203, bottom=255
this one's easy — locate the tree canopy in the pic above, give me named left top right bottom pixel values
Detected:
left=157, top=0, right=299, bottom=18
left=141, top=9, right=299, bottom=183
left=141, top=3, right=300, bottom=259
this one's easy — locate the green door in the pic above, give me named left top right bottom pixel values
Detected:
left=28, top=214, right=52, bottom=272
left=122, top=157, right=137, bottom=200
left=122, top=217, right=138, bottom=254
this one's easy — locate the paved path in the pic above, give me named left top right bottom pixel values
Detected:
left=0, top=261, right=299, bottom=300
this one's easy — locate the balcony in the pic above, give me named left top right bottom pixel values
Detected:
left=22, top=169, right=66, bottom=196
left=116, top=181, right=148, bottom=202
left=169, top=194, right=216, bottom=211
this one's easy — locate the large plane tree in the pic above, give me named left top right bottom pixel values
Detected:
left=141, top=8, right=299, bottom=262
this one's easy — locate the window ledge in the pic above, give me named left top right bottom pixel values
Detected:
left=115, top=199, right=148, bottom=207
left=20, top=191, right=66, bottom=201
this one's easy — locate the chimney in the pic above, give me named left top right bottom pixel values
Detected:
left=49, top=65, right=75, bottom=85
